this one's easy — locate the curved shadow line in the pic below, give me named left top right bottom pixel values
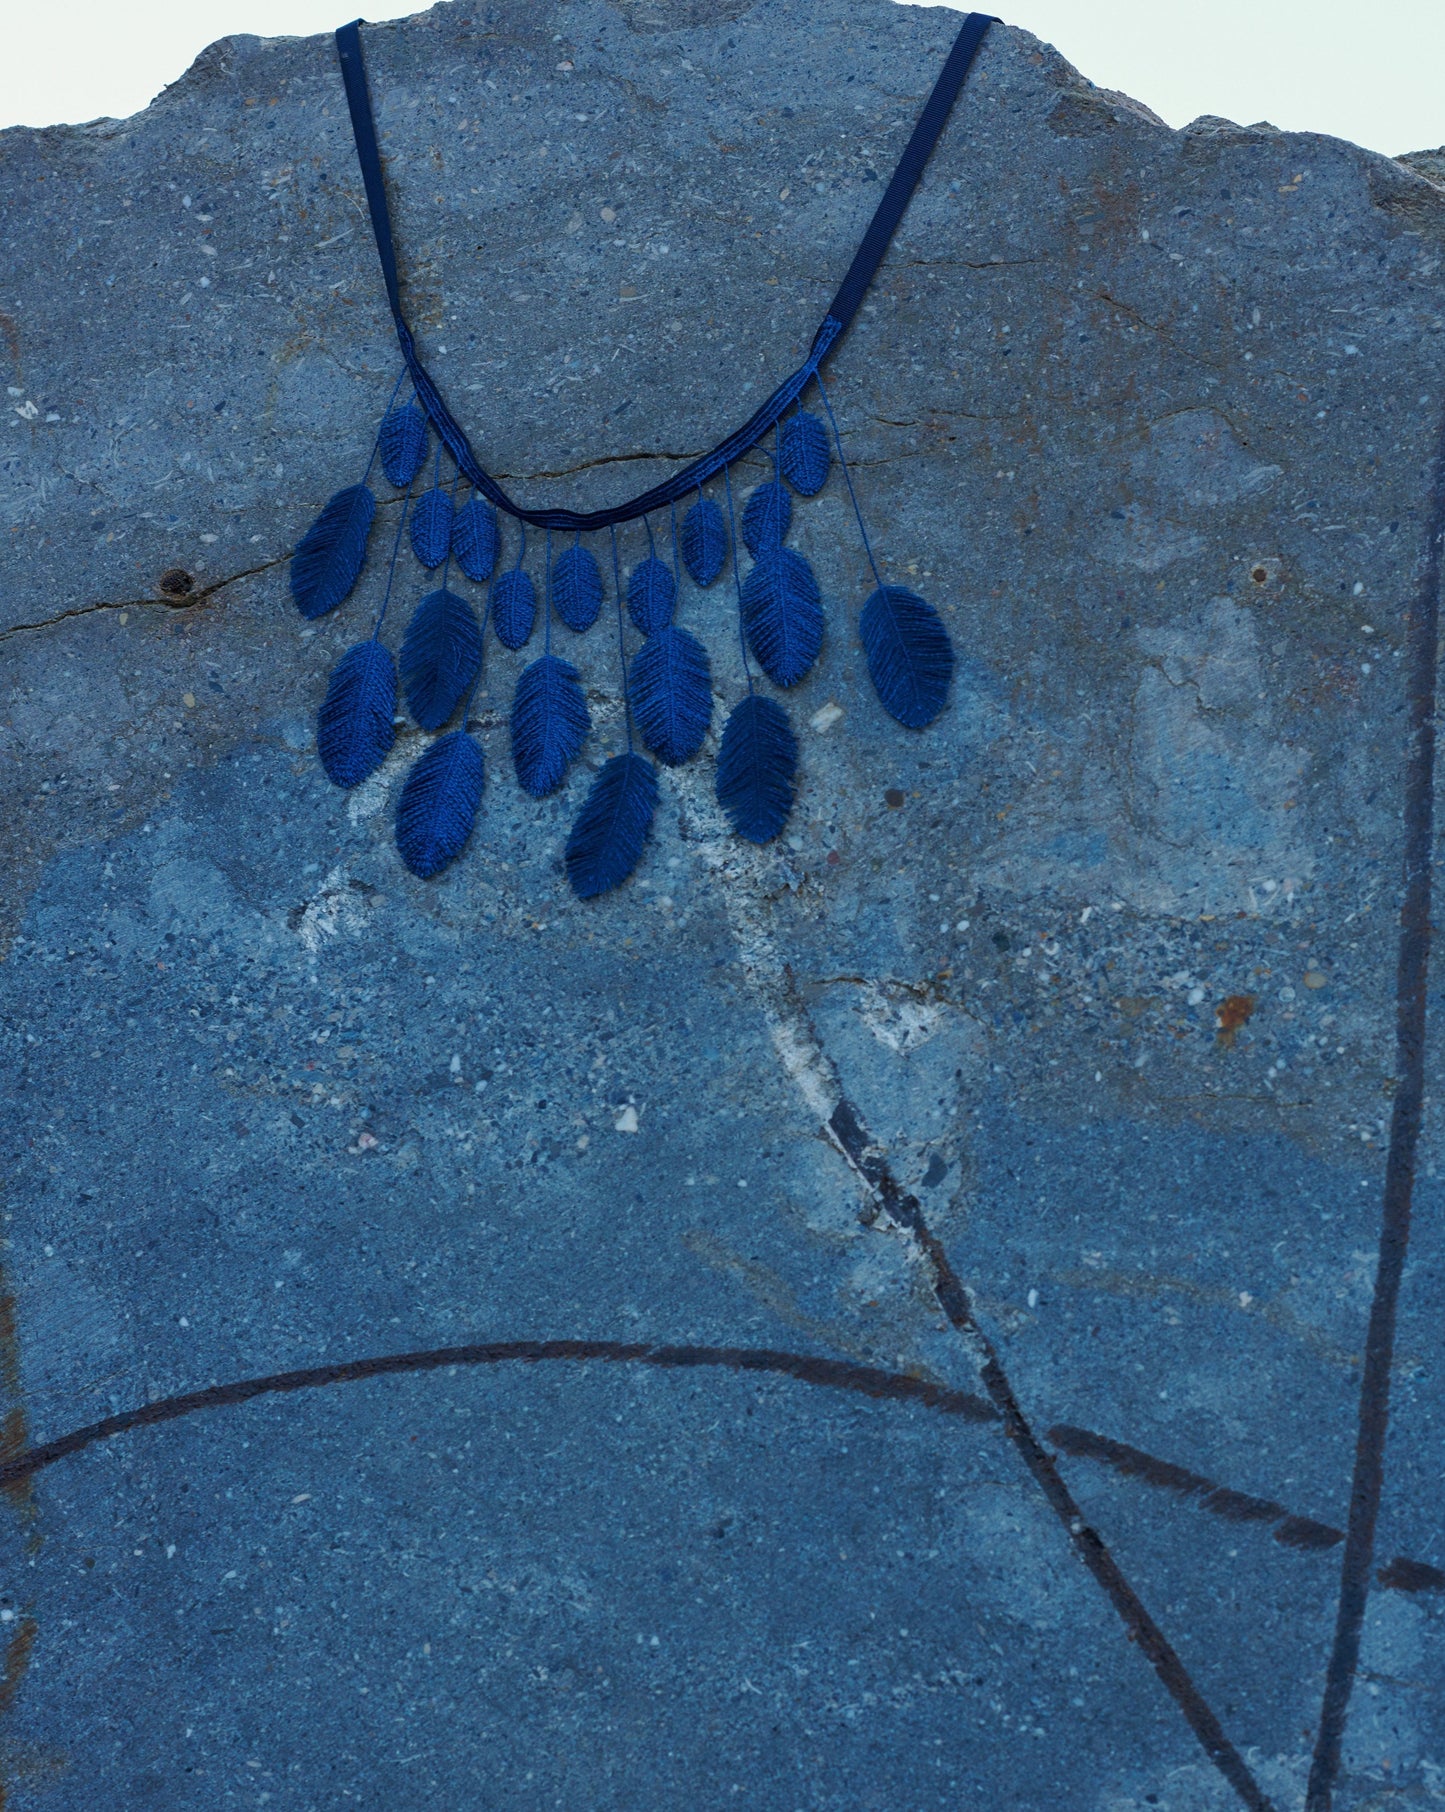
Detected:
left=0, top=1339, right=995, bottom=1489
left=5, top=1338, right=1440, bottom=1599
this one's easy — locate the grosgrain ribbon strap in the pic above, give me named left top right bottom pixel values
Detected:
left=334, top=13, right=996, bottom=530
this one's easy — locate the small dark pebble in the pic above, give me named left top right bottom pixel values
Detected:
left=158, top=567, right=195, bottom=599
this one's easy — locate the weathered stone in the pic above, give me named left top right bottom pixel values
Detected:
left=1, top=1, right=1443, bottom=1805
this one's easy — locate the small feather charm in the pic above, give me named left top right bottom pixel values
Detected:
left=740, top=547, right=824, bottom=687
left=551, top=543, right=603, bottom=633
left=627, top=556, right=676, bottom=635
left=511, top=654, right=591, bottom=797
left=410, top=487, right=454, bottom=569
left=715, top=694, right=798, bottom=843
left=290, top=484, right=376, bottom=620
left=378, top=404, right=427, bottom=488
left=317, top=640, right=397, bottom=789
left=492, top=568, right=537, bottom=650
left=741, top=481, right=792, bottom=558
left=565, top=752, right=659, bottom=899
left=681, top=497, right=728, bottom=587
left=859, top=585, right=955, bottom=728
left=629, top=625, right=712, bottom=767
left=452, top=497, right=500, bottom=583
left=395, top=731, right=485, bottom=879
left=779, top=412, right=831, bottom=496
left=399, top=588, right=483, bottom=731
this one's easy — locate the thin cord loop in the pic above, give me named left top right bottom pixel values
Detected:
left=332, top=15, right=995, bottom=530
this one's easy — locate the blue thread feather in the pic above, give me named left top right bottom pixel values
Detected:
left=859, top=585, right=955, bottom=728
left=681, top=497, right=728, bottom=586
left=290, top=484, right=376, bottom=619
left=740, top=547, right=823, bottom=687
left=395, top=731, right=485, bottom=879
left=410, top=487, right=454, bottom=569
left=452, top=498, right=499, bottom=583
left=378, top=404, right=427, bottom=488
left=627, top=556, right=676, bottom=634
left=565, top=753, right=658, bottom=899
left=629, top=625, right=712, bottom=767
left=398, top=587, right=483, bottom=730
left=741, top=481, right=792, bottom=558
left=715, top=694, right=798, bottom=843
left=492, top=568, right=537, bottom=650
left=511, top=654, right=591, bottom=797
left=317, top=640, right=397, bottom=788
left=779, top=412, right=831, bottom=496
left=551, top=544, right=603, bottom=633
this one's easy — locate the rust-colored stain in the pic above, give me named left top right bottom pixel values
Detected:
left=0, top=1621, right=36, bottom=1721
left=0, top=1260, right=39, bottom=1809
left=0, top=1617, right=39, bottom=1807
left=1215, top=994, right=1257, bottom=1048
left=0, top=1293, right=19, bottom=1401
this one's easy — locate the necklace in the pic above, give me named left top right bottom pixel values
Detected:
left=290, top=12, right=996, bottom=896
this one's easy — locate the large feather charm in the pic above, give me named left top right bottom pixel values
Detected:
left=551, top=543, right=603, bottom=633
left=492, top=569, right=537, bottom=651
left=779, top=412, right=831, bottom=496
left=681, top=497, right=728, bottom=587
left=452, top=498, right=499, bottom=583
left=859, top=585, right=954, bottom=728
left=629, top=626, right=712, bottom=767
left=741, top=481, right=792, bottom=558
left=740, top=547, right=824, bottom=687
left=565, top=752, right=658, bottom=899
left=396, top=732, right=485, bottom=879
left=715, top=694, right=797, bottom=843
left=378, top=404, right=427, bottom=488
left=317, top=640, right=397, bottom=788
left=290, top=484, right=376, bottom=619
left=410, top=487, right=454, bottom=569
left=627, top=556, right=676, bottom=634
left=511, top=654, right=591, bottom=796
left=399, top=588, right=483, bottom=730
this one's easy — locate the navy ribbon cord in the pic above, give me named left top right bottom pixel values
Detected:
left=334, top=12, right=996, bottom=531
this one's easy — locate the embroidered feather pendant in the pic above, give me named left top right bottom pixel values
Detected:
left=715, top=694, right=797, bottom=843
left=629, top=626, right=712, bottom=767
left=399, top=588, right=483, bottom=730
left=290, top=484, right=376, bottom=619
left=395, top=731, right=485, bottom=879
left=452, top=497, right=500, bottom=583
left=779, top=412, right=831, bottom=496
left=492, top=569, right=537, bottom=650
left=410, top=487, right=454, bottom=569
left=378, top=404, right=427, bottom=488
left=317, top=640, right=397, bottom=788
left=859, top=585, right=955, bottom=728
left=681, top=496, right=728, bottom=587
left=512, top=654, right=591, bottom=797
left=741, top=481, right=793, bottom=558
left=551, top=543, right=603, bottom=633
left=627, top=556, right=676, bottom=635
left=740, top=547, right=824, bottom=687
left=565, top=752, right=658, bottom=899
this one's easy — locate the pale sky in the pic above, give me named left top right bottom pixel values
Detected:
left=0, top=0, right=1441, bottom=157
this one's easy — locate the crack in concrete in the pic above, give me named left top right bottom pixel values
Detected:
left=0, top=556, right=286, bottom=643
left=1094, top=289, right=1226, bottom=372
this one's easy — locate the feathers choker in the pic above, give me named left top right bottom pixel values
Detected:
left=290, top=12, right=997, bottom=896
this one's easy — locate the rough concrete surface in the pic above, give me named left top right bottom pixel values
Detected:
left=1, top=0, right=1443, bottom=1805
